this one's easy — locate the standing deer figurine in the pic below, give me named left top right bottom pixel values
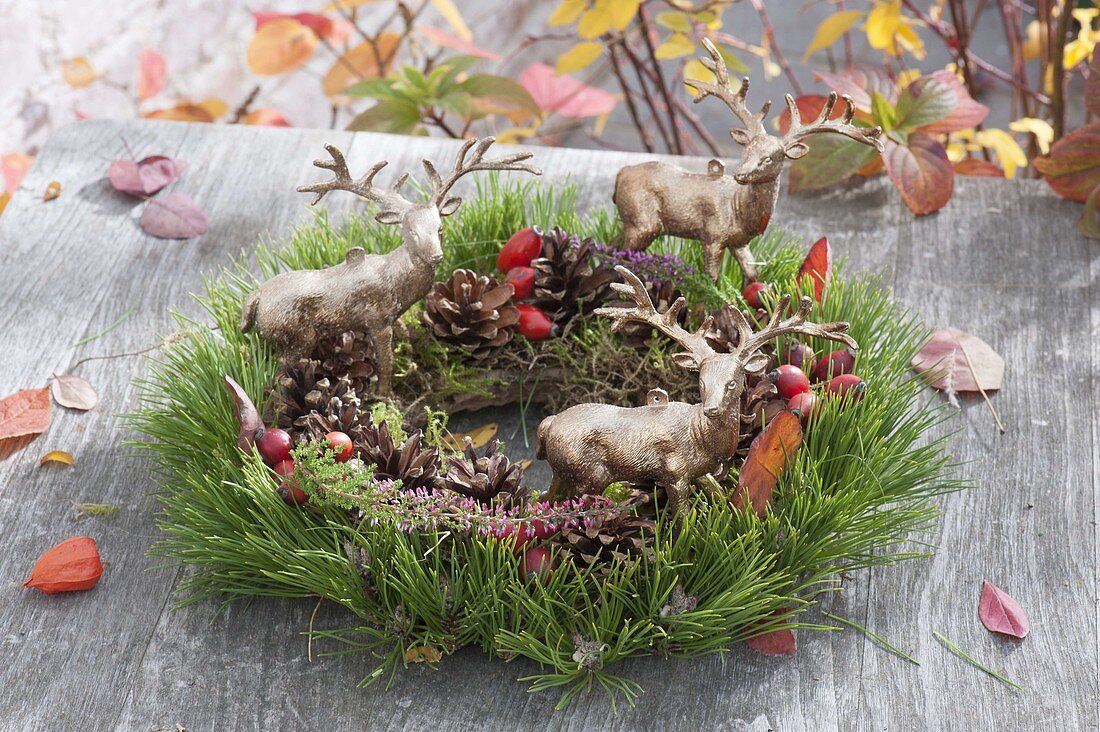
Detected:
left=613, top=38, right=884, bottom=282
left=537, top=265, right=857, bottom=515
left=241, top=137, right=540, bottom=394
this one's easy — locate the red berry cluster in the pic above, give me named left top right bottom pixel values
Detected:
left=773, top=340, right=866, bottom=421
left=255, top=426, right=354, bottom=506
left=497, top=227, right=556, bottom=340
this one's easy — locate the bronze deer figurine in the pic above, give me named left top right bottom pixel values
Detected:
left=241, top=138, right=540, bottom=394
left=537, top=265, right=858, bottom=515
left=613, top=38, right=884, bottom=282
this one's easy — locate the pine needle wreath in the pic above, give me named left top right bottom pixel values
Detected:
left=129, top=177, right=962, bottom=709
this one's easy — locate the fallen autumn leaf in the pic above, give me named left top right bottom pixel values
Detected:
left=108, top=155, right=186, bottom=197
left=978, top=580, right=1029, bottom=639
left=50, top=373, right=98, bottom=411
left=0, top=387, right=52, bottom=442
left=139, top=191, right=208, bottom=239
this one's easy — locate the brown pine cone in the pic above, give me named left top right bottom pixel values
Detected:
left=423, top=269, right=520, bottom=359
left=276, top=360, right=367, bottom=440
left=441, top=438, right=529, bottom=508
left=356, top=420, right=440, bottom=492
left=553, top=505, right=657, bottom=571
left=531, top=227, right=614, bottom=324
left=313, top=330, right=376, bottom=394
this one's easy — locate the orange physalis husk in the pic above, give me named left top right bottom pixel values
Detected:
left=23, top=536, right=104, bottom=594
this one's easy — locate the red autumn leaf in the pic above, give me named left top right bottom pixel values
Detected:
left=775, top=94, right=845, bottom=135
left=910, top=70, right=989, bottom=134
left=882, top=133, right=954, bottom=216
left=813, top=67, right=897, bottom=112
left=418, top=25, right=501, bottom=61
left=732, top=411, right=803, bottom=517
left=2, top=152, right=33, bottom=193
left=746, top=622, right=796, bottom=656
left=911, top=327, right=1004, bottom=394
left=978, top=580, right=1029, bottom=639
left=50, top=373, right=98, bottom=411
left=139, top=191, right=208, bottom=239
left=954, top=158, right=1004, bottom=178
left=519, top=63, right=616, bottom=119
left=0, top=387, right=52, bottom=441
left=108, top=155, right=186, bottom=197
left=225, top=375, right=264, bottom=452
left=1035, top=122, right=1100, bottom=202
left=242, top=108, right=291, bottom=127
left=797, top=236, right=831, bottom=302
left=137, top=48, right=167, bottom=101
left=23, top=536, right=104, bottom=594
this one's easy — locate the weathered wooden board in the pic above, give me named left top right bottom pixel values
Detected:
left=0, top=119, right=1094, bottom=731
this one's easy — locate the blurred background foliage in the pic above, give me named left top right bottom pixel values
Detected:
left=3, top=0, right=1100, bottom=228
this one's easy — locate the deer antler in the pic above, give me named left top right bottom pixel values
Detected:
left=425, top=137, right=541, bottom=206
left=595, top=266, right=716, bottom=364
left=684, top=38, right=770, bottom=138
left=781, top=93, right=884, bottom=151
left=730, top=295, right=858, bottom=357
left=297, top=144, right=415, bottom=213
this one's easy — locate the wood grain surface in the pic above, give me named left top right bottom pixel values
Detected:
left=0, top=119, right=1094, bottom=731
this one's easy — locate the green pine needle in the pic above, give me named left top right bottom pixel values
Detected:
left=821, top=611, right=920, bottom=665
left=933, top=631, right=1022, bottom=691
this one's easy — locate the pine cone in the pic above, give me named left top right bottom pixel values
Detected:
left=313, top=329, right=376, bottom=394
left=736, top=376, right=785, bottom=457
left=441, top=438, right=529, bottom=507
left=554, top=504, right=656, bottom=570
left=276, top=360, right=367, bottom=440
left=357, top=420, right=440, bottom=492
left=423, top=269, right=520, bottom=359
left=531, top=227, right=614, bottom=324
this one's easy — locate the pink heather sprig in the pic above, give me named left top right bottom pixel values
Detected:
left=329, top=478, right=625, bottom=537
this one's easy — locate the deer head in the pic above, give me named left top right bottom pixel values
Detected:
left=686, top=39, right=884, bottom=185
left=298, top=137, right=541, bottom=265
left=595, top=266, right=859, bottom=419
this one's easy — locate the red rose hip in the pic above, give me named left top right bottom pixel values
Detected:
left=742, top=281, right=769, bottom=308
left=498, top=227, right=542, bottom=271
left=825, top=373, right=866, bottom=400
left=505, top=266, right=535, bottom=300
left=519, top=546, right=554, bottom=582
left=772, top=364, right=811, bottom=399
left=814, top=348, right=857, bottom=382
left=256, top=427, right=292, bottom=465
left=325, top=431, right=354, bottom=462
left=782, top=341, right=816, bottom=372
left=274, top=458, right=308, bottom=505
left=516, top=304, right=557, bottom=340
left=787, top=391, right=818, bottom=420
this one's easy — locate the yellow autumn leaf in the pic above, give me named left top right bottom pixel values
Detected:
left=518, top=459, right=533, bottom=471
left=683, top=58, right=715, bottom=93
left=1064, top=38, right=1093, bottom=70
left=895, top=21, right=925, bottom=60
left=557, top=42, right=604, bottom=73
left=655, top=33, right=695, bottom=60
left=322, top=33, right=401, bottom=98
left=897, top=68, right=922, bottom=88
left=1009, top=117, right=1054, bottom=154
left=975, top=128, right=1027, bottom=178
left=804, top=10, right=866, bottom=59
left=0, top=192, right=9, bottom=217
left=197, top=98, right=228, bottom=118
left=1022, top=20, right=1041, bottom=61
left=430, top=0, right=471, bottom=42
left=43, top=180, right=61, bottom=201
left=322, top=0, right=384, bottom=10
left=405, top=646, right=444, bottom=664
left=61, top=57, right=98, bottom=88
left=39, top=450, right=74, bottom=467
left=247, top=17, right=318, bottom=76
left=440, top=422, right=499, bottom=452
left=144, top=103, right=216, bottom=122
left=655, top=11, right=692, bottom=33
left=609, top=0, right=641, bottom=30
left=549, top=0, right=587, bottom=27
left=865, top=0, right=901, bottom=52
left=496, top=126, right=539, bottom=145
left=577, top=0, right=639, bottom=39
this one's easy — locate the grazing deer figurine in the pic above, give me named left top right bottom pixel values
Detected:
left=613, top=38, right=884, bottom=282
left=537, top=265, right=858, bottom=515
left=241, top=138, right=540, bottom=394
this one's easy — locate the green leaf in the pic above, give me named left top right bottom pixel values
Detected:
left=717, top=45, right=748, bottom=74
left=788, top=135, right=878, bottom=191
left=347, top=99, right=423, bottom=134
left=871, top=91, right=898, bottom=132
left=894, top=76, right=958, bottom=131
left=343, top=78, right=400, bottom=100
left=1079, top=185, right=1100, bottom=239
left=881, top=133, right=953, bottom=215
left=458, top=74, right=541, bottom=122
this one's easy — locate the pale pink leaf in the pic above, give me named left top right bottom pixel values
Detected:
left=518, top=63, right=616, bottom=118
left=107, top=155, right=186, bottom=197
left=418, top=25, right=501, bottom=60
left=911, top=327, right=1004, bottom=393
left=2, top=152, right=33, bottom=193
left=813, top=67, right=897, bottom=112
left=978, top=580, right=1029, bottom=638
left=916, top=70, right=989, bottom=134
left=224, top=375, right=264, bottom=451
left=50, top=373, right=98, bottom=411
left=137, top=49, right=167, bottom=101
left=139, top=191, right=208, bottom=239
left=746, top=627, right=796, bottom=656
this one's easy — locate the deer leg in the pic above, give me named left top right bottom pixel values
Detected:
left=703, top=243, right=725, bottom=281
left=665, top=480, right=692, bottom=517
left=730, top=245, right=759, bottom=284
left=544, top=473, right=573, bottom=503
left=374, top=324, right=394, bottom=395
